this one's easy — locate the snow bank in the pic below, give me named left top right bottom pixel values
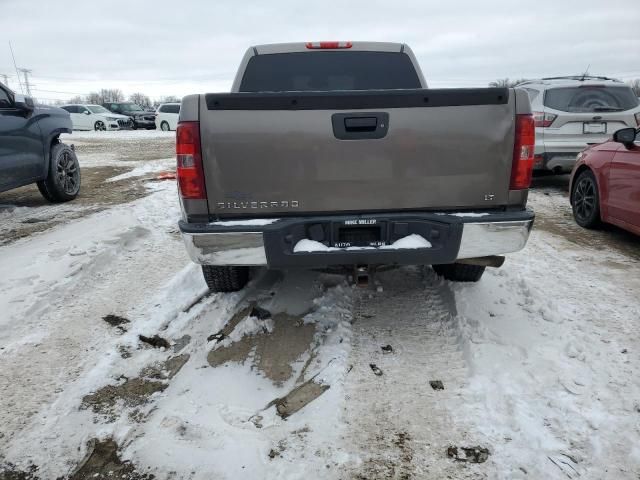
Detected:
left=106, top=158, right=175, bottom=182
left=380, top=234, right=431, bottom=249
left=293, top=239, right=339, bottom=252
left=62, top=130, right=174, bottom=141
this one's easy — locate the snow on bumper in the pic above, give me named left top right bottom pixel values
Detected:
left=179, top=210, right=534, bottom=267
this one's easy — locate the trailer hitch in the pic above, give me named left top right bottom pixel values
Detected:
left=352, top=265, right=377, bottom=288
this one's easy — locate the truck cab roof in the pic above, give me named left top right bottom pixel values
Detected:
left=232, top=41, right=426, bottom=91
left=252, top=41, right=406, bottom=54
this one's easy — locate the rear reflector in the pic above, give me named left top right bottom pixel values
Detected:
left=305, top=41, right=352, bottom=49
left=510, top=114, right=536, bottom=190
left=176, top=121, right=207, bottom=199
left=533, top=111, right=557, bottom=128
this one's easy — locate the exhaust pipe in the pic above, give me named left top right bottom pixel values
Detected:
left=457, top=256, right=505, bottom=268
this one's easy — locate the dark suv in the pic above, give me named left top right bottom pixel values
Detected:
left=102, top=102, right=156, bottom=129
left=0, top=82, right=81, bottom=201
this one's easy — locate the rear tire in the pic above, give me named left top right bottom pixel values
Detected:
left=160, top=121, right=170, bottom=131
left=571, top=169, right=601, bottom=229
left=202, top=265, right=249, bottom=292
left=37, top=143, right=81, bottom=203
left=94, top=121, right=106, bottom=131
left=432, top=263, right=485, bottom=282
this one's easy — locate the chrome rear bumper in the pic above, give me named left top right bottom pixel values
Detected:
left=183, top=232, right=267, bottom=265
left=456, top=221, right=533, bottom=259
left=180, top=213, right=534, bottom=267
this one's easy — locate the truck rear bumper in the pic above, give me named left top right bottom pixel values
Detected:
left=179, top=210, right=534, bottom=268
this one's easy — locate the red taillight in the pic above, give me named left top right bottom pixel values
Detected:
left=176, top=121, right=206, bottom=199
left=305, top=41, right=352, bottom=49
left=533, top=111, right=557, bottom=128
left=510, top=114, right=536, bottom=190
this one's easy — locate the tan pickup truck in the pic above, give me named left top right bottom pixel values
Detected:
left=176, top=41, right=535, bottom=292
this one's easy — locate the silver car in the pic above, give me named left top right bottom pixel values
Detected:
left=516, top=76, right=640, bottom=173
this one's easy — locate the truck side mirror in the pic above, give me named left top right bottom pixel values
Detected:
left=14, top=94, right=34, bottom=113
left=613, top=127, right=637, bottom=146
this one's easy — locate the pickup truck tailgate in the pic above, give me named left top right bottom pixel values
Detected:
left=199, top=89, right=515, bottom=216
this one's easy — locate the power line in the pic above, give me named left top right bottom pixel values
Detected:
left=19, top=68, right=32, bottom=96
left=32, top=88, right=90, bottom=96
left=9, top=41, right=24, bottom=93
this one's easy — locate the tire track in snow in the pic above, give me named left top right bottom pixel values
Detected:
left=342, top=267, right=484, bottom=479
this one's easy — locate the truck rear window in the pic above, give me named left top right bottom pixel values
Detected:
left=239, top=51, right=421, bottom=92
left=544, top=85, right=639, bottom=113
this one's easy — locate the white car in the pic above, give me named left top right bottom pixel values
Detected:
left=155, top=103, right=180, bottom=131
left=60, top=104, right=132, bottom=131
left=516, top=76, right=640, bottom=173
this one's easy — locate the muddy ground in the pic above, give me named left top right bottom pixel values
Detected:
left=0, top=133, right=175, bottom=246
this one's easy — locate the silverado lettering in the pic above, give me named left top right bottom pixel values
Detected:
left=216, top=201, right=299, bottom=209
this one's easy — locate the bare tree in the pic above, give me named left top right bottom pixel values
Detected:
left=628, top=79, right=640, bottom=97
left=129, top=92, right=152, bottom=108
left=86, top=92, right=102, bottom=104
left=489, top=78, right=529, bottom=88
left=99, top=88, right=124, bottom=103
left=159, top=95, right=180, bottom=104
left=68, top=89, right=184, bottom=107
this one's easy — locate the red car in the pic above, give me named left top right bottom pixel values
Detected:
left=570, top=127, right=640, bottom=235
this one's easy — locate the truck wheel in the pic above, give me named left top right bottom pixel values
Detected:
left=202, top=266, right=249, bottom=292
left=432, top=263, right=485, bottom=282
left=571, top=169, right=601, bottom=229
left=37, top=143, right=81, bottom=203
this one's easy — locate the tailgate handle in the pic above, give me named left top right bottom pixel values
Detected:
left=332, top=112, right=389, bottom=140
left=344, top=116, right=378, bottom=132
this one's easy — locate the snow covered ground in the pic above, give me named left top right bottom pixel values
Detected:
left=0, top=138, right=638, bottom=479
left=60, top=130, right=176, bottom=168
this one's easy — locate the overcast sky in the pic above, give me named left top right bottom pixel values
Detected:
left=1, top=0, right=639, bottom=102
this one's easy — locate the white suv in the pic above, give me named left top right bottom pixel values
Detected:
left=60, top=104, right=132, bottom=131
left=516, top=76, right=640, bottom=173
left=155, top=103, right=180, bottom=131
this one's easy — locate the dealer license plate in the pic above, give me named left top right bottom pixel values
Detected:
left=583, top=122, right=606, bottom=134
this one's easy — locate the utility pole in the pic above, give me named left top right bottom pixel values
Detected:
left=19, top=68, right=32, bottom=96
left=0, top=74, right=8, bottom=86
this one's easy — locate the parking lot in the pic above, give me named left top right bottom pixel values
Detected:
left=0, top=131, right=638, bottom=479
